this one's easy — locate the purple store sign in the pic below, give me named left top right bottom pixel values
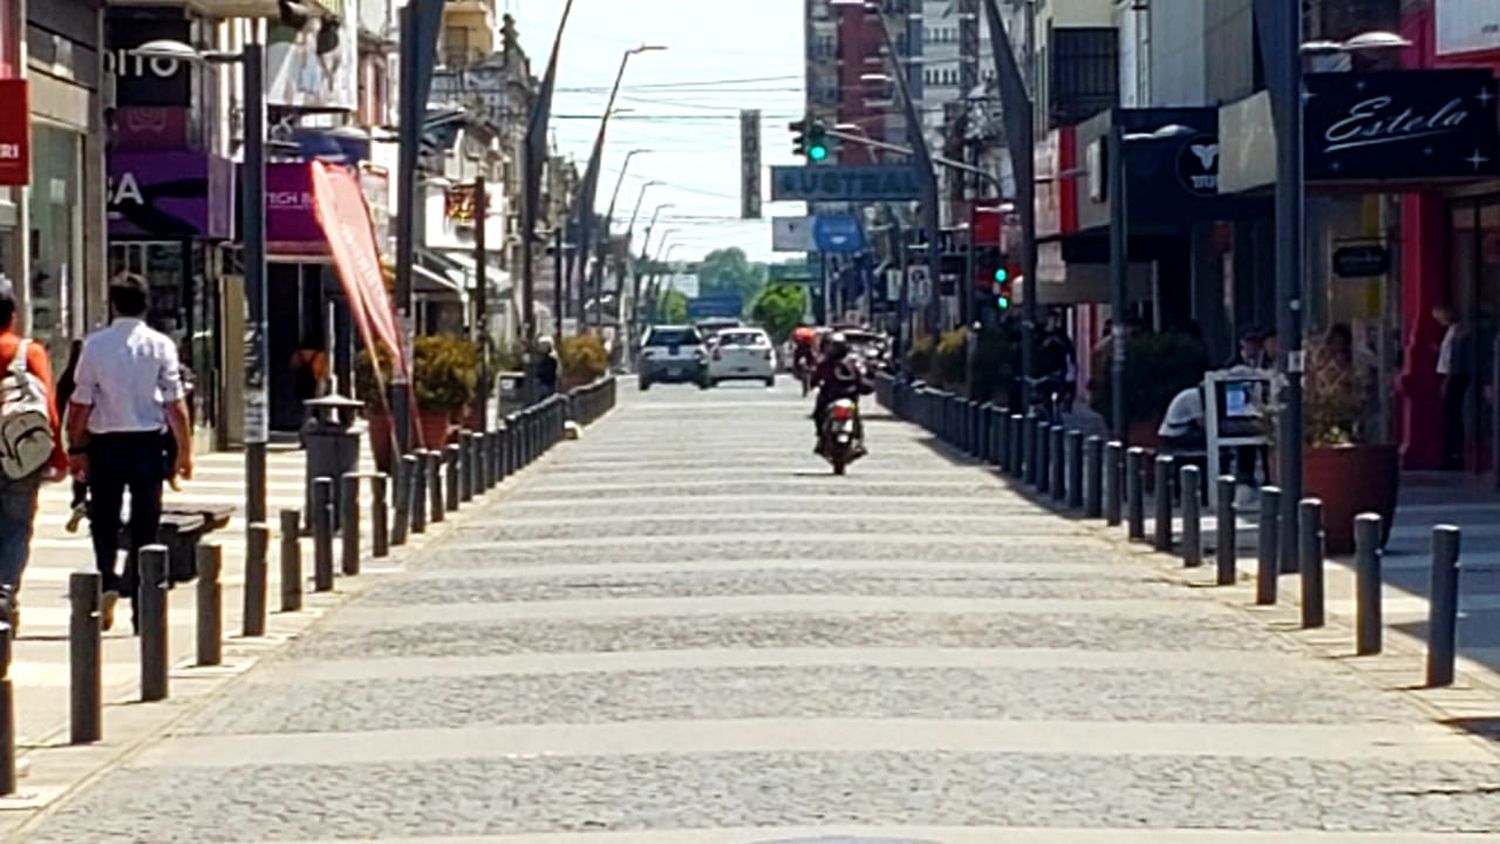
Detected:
left=266, top=162, right=328, bottom=253
left=107, top=151, right=233, bottom=240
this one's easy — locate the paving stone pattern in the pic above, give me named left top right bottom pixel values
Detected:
left=21, top=382, right=1500, bottom=842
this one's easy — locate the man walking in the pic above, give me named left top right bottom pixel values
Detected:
left=0, top=277, right=67, bottom=630
left=68, top=275, right=193, bottom=631
left=1434, top=305, right=1472, bottom=470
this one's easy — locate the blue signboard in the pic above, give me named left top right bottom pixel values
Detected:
left=687, top=295, right=745, bottom=318
left=813, top=214, right=867, bottom=253
left=770, top=165, right=921, bottom=201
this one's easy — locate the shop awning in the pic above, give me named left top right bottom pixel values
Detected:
left=412, top=264, right=462, bottom=298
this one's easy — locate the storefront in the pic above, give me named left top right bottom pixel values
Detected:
left=1218, top=67, right=1500, bottom=470
left=105, top=6, right=229, bottom=446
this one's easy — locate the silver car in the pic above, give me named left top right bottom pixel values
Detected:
left=638, top=325, right=710, bottom=391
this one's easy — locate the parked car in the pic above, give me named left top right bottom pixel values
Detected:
left=707, top=327, right=777, bottom=387
left=638, top=325, right=710, bottom=391
left=696, top=318, right=743, bottom=345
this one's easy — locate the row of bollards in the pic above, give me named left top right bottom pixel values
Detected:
left=43, top=381, right=620, bottom=788
left=876, top=375, right=1472, bottom=695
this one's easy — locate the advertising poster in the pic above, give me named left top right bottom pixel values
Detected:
left=266, top=6, right=356, bottom=110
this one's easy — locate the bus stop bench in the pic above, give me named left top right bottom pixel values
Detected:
left=121, top=505, right=234, bottom=584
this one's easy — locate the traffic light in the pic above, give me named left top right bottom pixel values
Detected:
left=976, top=248, right=1011, bottom=311
left=790, top=119, right=830, bottom=161
left=807, top=123, right=830, bottom=162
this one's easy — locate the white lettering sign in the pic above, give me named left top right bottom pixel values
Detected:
left=107, top=172, right=144, bottom=206
left=1322, top=96, right=1471, bottom=154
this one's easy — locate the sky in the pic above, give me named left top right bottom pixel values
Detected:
left=505, top=0, right=807, bottom=265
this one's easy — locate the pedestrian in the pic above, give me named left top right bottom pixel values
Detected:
left=1434, top=305, right=1473, bottom=470
left=535, top=336, right=560, bottom=398
left=55, top=339, right=89, bottom=531
left=67, top=274, right=193, bottom=632
left=289, top=328, right=328, bottom=418
left=0, top=276, right=67, bottom=631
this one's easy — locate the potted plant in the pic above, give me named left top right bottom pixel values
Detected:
left=1089, top=330, right=1208, bottom=448
left=355, top=335, right=479, bottom=470
left=1300, top=337, right=1398, bottom=553
left=411, top=334, right=479, bottom=449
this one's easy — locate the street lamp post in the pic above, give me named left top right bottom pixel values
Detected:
left=135, top=37, right=267, bottom=530
left=1108, top=122, right=1196, bottom=442
left=594, top=150, right=651, bottom=330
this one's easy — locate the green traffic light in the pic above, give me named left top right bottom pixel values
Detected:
left=996, top=295, right=1011, bottom=311
left=994, top=267, right=1009, bottom=283
left=808, top=144, right=829, bottom=162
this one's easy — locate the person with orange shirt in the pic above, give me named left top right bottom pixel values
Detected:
left=0, top=276, right=68, bottom=630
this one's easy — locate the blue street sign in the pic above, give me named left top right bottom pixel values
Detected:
left=687, top=295, right=745, bottom=319
left=813, top=214, right=867, bottom=253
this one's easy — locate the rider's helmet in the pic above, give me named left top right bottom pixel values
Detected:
left=827, top=331, right=850, bottom=360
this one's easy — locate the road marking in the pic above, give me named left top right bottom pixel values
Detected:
left=131, top=718, right=1490, bottom=768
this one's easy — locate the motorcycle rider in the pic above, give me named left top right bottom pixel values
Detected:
left=811, top=332, right=872, bottom=455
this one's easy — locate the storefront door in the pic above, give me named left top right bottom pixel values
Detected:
left=1446, top=199, right=1500, bottom=475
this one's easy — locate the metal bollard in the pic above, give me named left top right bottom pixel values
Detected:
left=1051, top=426, right=1066, bottom=503
left=1181, top=465, right=1202, bottom=568
left=1153, top=455, right=1174, bottom=551
left=396, top=454, right=418, bottom=542
left=427, top=450, right=444, bottom=525
left=1084, top=436, right=1103, bottom=518
left=1256, top=486, right=1282, bottom=606
left=479, top=431, right=493, bottom=492
left=1126, top=447, right=1146, bottom=541
left=139, top=544, right=170, bottom=702
left=1354, top=513, right=1383, bottom=656
left=1035, top=420, right=1051, bottom=493
left=1105, top=441, right=1123, bottom=526
left=0, top=627, right=12, bottom=795
left=1023, top=416, right=1039, bottom=485
left=1008, top=414, right=1023, bottom=477
left=196, top=543, right=223, bottom=667
left=313, top=477, right=335, bottom=592
left=460, top=431, right=475, bottom=503
left=1216, top=476, right=1237, bottom=586
left=341, top=473, right=361, bottom=577
left=499, top=424, right=513, bottom=480
left=445, top=444, right=461, bottom=513
left=371, top=473, right=390, bottom=559
left=280, top=509, right=303, bottom=612
left=1427, top=525, right=1462, bottom=687
left=68, top=571, right=102, bottom=745
left=993, top=407, right=1008, bottom=469
left=242, top=523, right=269, bottom=637
left=1299, top=498, right=1325, bottom=629
left=1067, top=430, right=1084, bottom=509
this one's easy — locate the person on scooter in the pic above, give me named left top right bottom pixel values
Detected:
left=811, top=332, right=872, bottom=454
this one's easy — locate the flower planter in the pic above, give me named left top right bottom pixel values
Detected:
left=418, top=411, right=452, bottom=452
left=1303, top=443, right=1399, bottom=554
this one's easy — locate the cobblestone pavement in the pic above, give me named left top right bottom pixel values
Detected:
left=19, top=381, right=1500, bottom=843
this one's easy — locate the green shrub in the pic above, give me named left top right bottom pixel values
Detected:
left=1088, top=331, right=1207, bottom=425
left=560, top=335, right=609, bottom=384
left=936, top=328, right=969, bottom=387
left=907, top=334, right=935, bottom=378
left=412, top=334, right=479, bottom=415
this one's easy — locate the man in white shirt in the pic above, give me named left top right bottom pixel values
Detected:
left=67, top=275, right=193, bottom=631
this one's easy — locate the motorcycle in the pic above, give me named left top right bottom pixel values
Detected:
left=820, top=398, right=864, bottom=475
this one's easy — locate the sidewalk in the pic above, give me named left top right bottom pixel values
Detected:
left=6, top=440, right=384, bottom=808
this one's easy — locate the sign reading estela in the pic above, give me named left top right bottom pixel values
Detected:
left=1304, top=70, right=1500, bottom=182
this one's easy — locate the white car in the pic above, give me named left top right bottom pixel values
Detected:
left=707, top=328, right=777, bottom=387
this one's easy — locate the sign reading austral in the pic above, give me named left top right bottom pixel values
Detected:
left=771, top=165, right=920, bottom=202
left=1305, top=70, right=1500, bottom=182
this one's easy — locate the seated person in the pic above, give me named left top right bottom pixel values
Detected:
left=1158, top=385, right=1206, bottom=453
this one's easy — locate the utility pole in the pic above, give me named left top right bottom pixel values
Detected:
left=473, top=174, right=489, bottom=427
